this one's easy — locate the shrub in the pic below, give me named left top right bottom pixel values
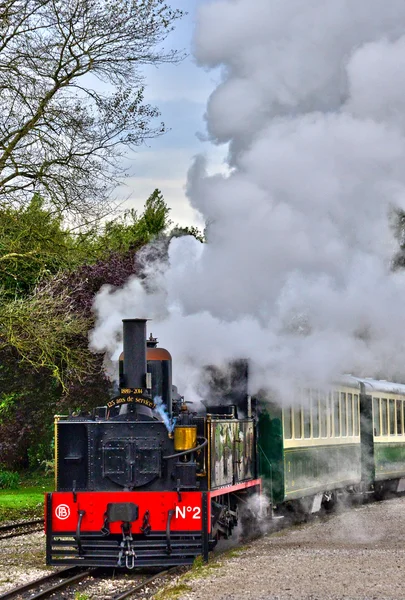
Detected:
left=0, top=469, right=20, bottom=489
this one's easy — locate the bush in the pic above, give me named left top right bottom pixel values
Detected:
left=0, top=469, right=20, bottom=489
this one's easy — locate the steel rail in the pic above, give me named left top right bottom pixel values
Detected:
left=26, top=569, right=95, bottom=600
left=0, top=518, right=44, bottom=541
left=0, top=518, right=43, bottom=533
left=113, top=567, right=180, bottom=600
left=0, top=567, right=82, bottom=600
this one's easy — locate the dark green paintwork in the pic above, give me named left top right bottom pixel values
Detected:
left=258, top=404, right=361, bottom=503
left=374, top=443, right=405, bottom=481
left=257, top=393, right=405, bottom=505
left=283, top=445, right=361, bottom=499
left=257, top=404, right=284, bottom=503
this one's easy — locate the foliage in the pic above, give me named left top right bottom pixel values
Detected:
left=171, top=224, right=205, bottom=243
left=0, top=282, right=93, bottom=386
left=0, top=0, right=184, bottom=221
left=40, top=458, right=55, bottom=477
left=0, top=189, right=171, bottom=387
left=153, top=583, right=193, bottom=600
left=88, top=188, right=172, bottom=257
left=0, top=347, right=62, bottom=468
left=0, top=469, right=19, bottom=489
left=0, top=194, right=81, bottom=299
left=0, top=392, right=22, bottom=423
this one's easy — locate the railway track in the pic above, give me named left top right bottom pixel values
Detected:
left=0, top=565, right=179, bottom=600
left=0, top=519, right=43, bottom=540
left=0, top=566, right=93, bottom=600
left=112, top=567, right=178, bottom=600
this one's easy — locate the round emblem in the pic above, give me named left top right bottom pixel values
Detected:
left=55, top=504, right=70, bottom=520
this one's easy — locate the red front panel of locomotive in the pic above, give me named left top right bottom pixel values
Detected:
left=47, top=491, right=203, bottom=533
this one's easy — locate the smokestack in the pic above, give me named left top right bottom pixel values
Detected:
left=122, top=319, right=147, bottom=391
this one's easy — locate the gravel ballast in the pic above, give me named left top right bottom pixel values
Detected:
left=175, top=497, right=405, bottom=600
left=2, top=498, right=405, bottom=598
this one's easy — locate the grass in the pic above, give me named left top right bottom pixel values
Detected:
left=153, top=547, right=247, bottom=599
left=153, top=583, right=193, bottom=599
left=0, top=472, right=54, bottom=523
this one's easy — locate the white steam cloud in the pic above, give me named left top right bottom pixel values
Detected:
left=90, top=0, right=405, bottom=398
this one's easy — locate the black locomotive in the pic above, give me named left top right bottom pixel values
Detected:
left=45, top=319, right=260, bottom=568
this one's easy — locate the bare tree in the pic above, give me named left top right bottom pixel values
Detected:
left=0, top=0, right=183, bottom=221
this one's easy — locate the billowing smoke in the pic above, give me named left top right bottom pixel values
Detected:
left=90, top=0, right=405, bottom=399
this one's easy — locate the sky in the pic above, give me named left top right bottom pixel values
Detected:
left=117, top=0, right=225, bottom=228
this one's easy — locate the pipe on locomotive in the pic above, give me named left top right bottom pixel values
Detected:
left=122, top=318, right=149, bottom=392
left=119, top=318, right=155, bottom=420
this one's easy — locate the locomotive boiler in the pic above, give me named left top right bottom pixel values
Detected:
left=45, top=319, right=261, bottom=568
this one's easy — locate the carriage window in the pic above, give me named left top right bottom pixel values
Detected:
left=312, top=392, right=320, bottom=438
left=354, top=394, right=359, bottom=436
left=341, top=393, right=347, bottom=436
left=401, top=402, right=405, bottom=434
left=389, top=399, right=395, bottom=435
left=294, top=407, right=302, bottom=438
left=347, top=393, right=353, bottom=436
left=397, top=400, right=402, bottom=435
left=320, top=393, right=328, bottom=437
left=304, top=404, right=311, bottom=438
left=333, top=391, right=340, bottom=437
left=381, top=398, right=388, bottom=435
left=284, top=408, right=292, bottom=439
left=373, top=397, right=380, bottom=437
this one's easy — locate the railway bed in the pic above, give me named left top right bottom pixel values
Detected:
left=0, top=566, right=179, bottom=600
left=0, top=567, right=94, bottom=600
left=165, top=495, right=405, bottom=600
left=0, top=519, right=43, bottom=541
left=0, top=493, right=400, bottom=598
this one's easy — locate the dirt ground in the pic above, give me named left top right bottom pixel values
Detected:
left=174, top=497, right=405, bottom=600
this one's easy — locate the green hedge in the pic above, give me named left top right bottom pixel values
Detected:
left=0, top=470, right=20, bottom=489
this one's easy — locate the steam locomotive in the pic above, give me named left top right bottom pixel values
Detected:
left=45, top=318, right=405, bottom=568
left=45, top=319, right=260, bottom=568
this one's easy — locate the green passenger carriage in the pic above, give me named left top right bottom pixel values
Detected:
left=257, top=377, right=405, bottom=510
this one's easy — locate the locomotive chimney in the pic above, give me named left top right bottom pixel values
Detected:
left=122, top=318, right=148, bottom=391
